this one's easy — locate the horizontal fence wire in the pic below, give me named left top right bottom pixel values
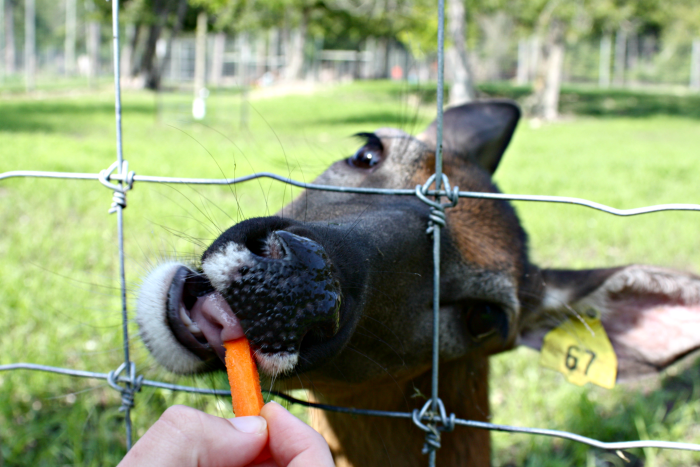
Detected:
left=3, top=169, right=700, bottom=217
left=3, top=167, right=700, bottom=458
left=3, top=363, right=700, bottom=453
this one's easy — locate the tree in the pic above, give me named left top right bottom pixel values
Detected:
left=136, top=0, right=189, bottom=89
left=507, top=0, right=573, bottom=120
left=446, top=0, right=475, bottom=105
left=24, top=0, right=35, bottom=91
left=4, top=0, right=15, bottom=75
left=194, top=0, right=422, bottom=82
left=89, top=0, right=190, bottom=89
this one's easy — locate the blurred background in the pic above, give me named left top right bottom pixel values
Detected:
left=1, top=0, right=700, bottom=114
left=1, top=1, right=700, bottom=466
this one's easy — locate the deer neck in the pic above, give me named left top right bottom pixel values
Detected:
left=308, top=356, right=492, bottom=467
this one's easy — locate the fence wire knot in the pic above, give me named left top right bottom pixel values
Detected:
left=415, top=173, right=459, bottom=235
left=98, top=160, right=135, bottom=214
left=412, top=398, right=456, bottom=455
left=107, top=362, right=143, bottom=412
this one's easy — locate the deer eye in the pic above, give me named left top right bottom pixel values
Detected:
left=465, top=302, right=509, bottom=341
left=348, top=133, right=384, bottom=169
left=349, top=145, right=382, bottom=169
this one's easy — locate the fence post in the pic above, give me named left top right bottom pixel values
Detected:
left=194, top=12, right=207, bottom=96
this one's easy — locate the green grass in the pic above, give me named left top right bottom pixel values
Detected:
left=1, top=81, right=700, bottom=466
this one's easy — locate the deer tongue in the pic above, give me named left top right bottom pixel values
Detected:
left=189, top=292, right=245, bottom=364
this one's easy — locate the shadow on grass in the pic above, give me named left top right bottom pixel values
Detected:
left=404, top=81, right=700, bottom=119
left=0, top=100, right=154, bottom=133
left=306, top=81, right=700, bottom=130
left=4, top=82, right=698, bottom=135
left=479, top=82, right=700, bottom=119
left=316, top=110, right=426, bottom=129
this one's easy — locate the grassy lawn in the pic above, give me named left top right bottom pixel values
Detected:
left=1, top=81, right=700, bottom=466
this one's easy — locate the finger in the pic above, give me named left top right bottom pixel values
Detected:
left=261, top=401, right=334, bottom=467
left=118, top=405, right=268, bottom=467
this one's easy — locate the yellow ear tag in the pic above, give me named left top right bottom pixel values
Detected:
left=539, top=311, right=617, bottom=389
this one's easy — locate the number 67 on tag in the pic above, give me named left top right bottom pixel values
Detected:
left=540, top=315, right=617, bottom=389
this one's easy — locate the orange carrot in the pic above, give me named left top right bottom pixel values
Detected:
left=223, top=338, right=264, bottom=416
left=223, top=338, right=271, bottom=462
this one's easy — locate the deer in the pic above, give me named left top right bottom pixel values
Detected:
left=136, top=100, right=700, bottom=466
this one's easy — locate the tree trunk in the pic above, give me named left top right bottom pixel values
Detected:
left=141, top=23, right=164, bottom=89
left=121, top=24, right=135, bottom=79
left=210, top=32, right=225, bottom=87
left=128, top=23, right=141, bottom=77
left=268, top=28, right=281, bottom=74
left=691, top=38, right=700, bottom=92
left=516, top=39, right=528, bottom=85
left=542, top=23, right=564, bottom=120
left=528, top=36, right=539, bottom=82
left=627, top=32, right=638, bottom=71
left=24, top=0, right=35, bottom=92
left=155, top=0, right=188, bottom=86
left=530, top=19, right=565, bottom=120
left=284, top=8, right=308, bottom=81
left=0, top=0, right=4, bottom=79
left=4, top=0, right=14, bottom=74
left=376, top=37, right=390, bottom=79
left=613, top=27, right=626, bottom=86
left=64, top=0, right=75, bottom=75
left=86, top=20, right=100, bottom=88
left=256, top=30, right=265, bottom=78
left=599, top=33, right=611, bottom=87
left=140, top=0, right=182, bottom=91
left=239, top=32, right=251, bottom=85
left=193, top=11, right=207, bottom=96
left=446, top=0, right=475, bottom=105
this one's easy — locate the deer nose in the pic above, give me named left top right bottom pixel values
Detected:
left=201, top=229, right=342, bottom=356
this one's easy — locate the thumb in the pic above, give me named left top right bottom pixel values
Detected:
left=119, top=405, right=269, bottom=467
left=261, top=401, right=334, bottom=467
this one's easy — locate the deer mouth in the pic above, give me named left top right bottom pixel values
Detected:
left=143, top=229, right=344, bottom=377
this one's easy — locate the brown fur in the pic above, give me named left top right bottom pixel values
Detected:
left=307, top=356, right=491, bottom=467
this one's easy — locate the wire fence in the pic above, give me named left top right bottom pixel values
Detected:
left=2, top=1, right=700, bottom=466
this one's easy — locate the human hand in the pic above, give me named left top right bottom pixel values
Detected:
left=118, top=401, right=334, bottom=467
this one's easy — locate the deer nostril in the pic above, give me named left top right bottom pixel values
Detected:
left=210, top=231, right=342, bottom=357
left=300, top=321, right=339, bottom=349
left=182, top=271, right=215, bottom=310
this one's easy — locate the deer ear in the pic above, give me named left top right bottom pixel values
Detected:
left=417, top=100, right=520, bottom=174
left=520, top=265, right=700, bottom=381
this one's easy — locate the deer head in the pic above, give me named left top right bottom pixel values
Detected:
left=136, top=101, right=700, bottom=466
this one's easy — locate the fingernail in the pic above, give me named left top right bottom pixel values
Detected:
left=229, top=416, right=267, bottom=434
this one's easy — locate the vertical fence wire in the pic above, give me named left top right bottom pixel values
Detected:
left=110, top=0, right=134, bottom=450
left=429, top=0, right=446, bottom=465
